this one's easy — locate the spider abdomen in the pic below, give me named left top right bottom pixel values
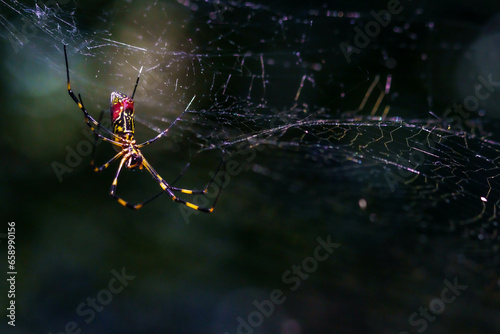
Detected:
left=110, top=92, right=135, bottom=138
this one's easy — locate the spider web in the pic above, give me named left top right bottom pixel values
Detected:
left=2, top=0, right=500, bottom=256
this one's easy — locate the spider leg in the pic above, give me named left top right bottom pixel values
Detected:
left=122, top=157, right=225, bottom=209
left=93, top=150, right=125, bottom=173
left=90, top=109, right=104, bottom=169
left=170, top=161, right=191, bottom=186
left=116, top=161, right=210, bottom=209
left=64, top=45, right=121, bottom=146
left=141, top=157, right=221, bottom=213
left=109, top=154, right=147, bottom=210
left=89, top=110, right=121, bottom=171
left=106, top=154, right=190, bottom=210
left=136, top=95, right=196, bottom=148
left=130, top=66, right=143, bottom=99
left=79, top=94, right=120, bottom=147
left=169, top=157, right=226, bottom=196
left=106, top=151, right=225, bottom=212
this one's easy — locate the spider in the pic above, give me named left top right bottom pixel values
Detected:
left=63, top=45, right=223, bottom=212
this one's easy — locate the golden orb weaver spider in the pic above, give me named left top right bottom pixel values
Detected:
left=63, top=45, right=223, bottom=212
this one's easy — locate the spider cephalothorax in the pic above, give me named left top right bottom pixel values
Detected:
left=124, top=147, right=143, bottom=170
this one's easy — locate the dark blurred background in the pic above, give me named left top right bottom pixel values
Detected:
left=1, top=0, right=500, bottom=333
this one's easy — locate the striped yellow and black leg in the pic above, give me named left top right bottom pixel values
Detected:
left=170, top=165, right=225, bottom=212
left=89, top=110, right=117, bottom=171
left=64, top=45, right=121, bottom=146
left=106, top=154, right=169, bottom=210
left=168, top=162, right=209, bottom=195
left=141, top=158, right=222, bottom=213
left=92, top=150, right=124, bottom=173
left=169, top=187, right=207, bottom=195
left=169, top=155, right=226, bottom=195
left=170, top=193, right=215, bottom=213
left=109, top=155, right=145, bottom=210
left=77, top=93, right=120, bottom=146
